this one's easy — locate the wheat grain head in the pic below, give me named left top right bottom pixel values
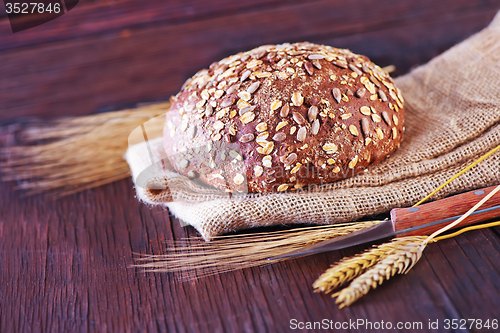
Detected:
left=330, top=236, right=427, bottom=308
left=313, top=246, right=391, bottom=294
left=1, top=104, right=170, bottom=197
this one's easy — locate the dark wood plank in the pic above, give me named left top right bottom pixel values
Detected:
left=2, top=174, right=500, bottom=332
left=0, top=1, right=499, bottom=120
left=1, top=0, right=498, bottom=52
left=0, top=0, right=303, bottom=50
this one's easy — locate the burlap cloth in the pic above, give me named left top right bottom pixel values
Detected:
left=126, top=13, right=500, bottom=240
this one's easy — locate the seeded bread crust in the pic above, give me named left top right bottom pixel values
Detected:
left=164, top=42, right=404, bottom=193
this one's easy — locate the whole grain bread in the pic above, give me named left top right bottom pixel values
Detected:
left=163, top=42, right=404, bottom=193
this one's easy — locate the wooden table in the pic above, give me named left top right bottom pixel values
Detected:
left=1, top=1, right=500, bottom=331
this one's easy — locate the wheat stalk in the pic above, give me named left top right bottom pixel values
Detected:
left=0, top=103, right=170, bottom=197
left=134, top=220, right=381, bottom=279
left=331, top=236, right=427, bottom=308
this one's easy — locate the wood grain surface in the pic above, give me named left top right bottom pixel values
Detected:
left=2, top=1, right=500, bottom=332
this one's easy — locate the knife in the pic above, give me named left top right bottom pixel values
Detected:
left=271, top=185, right=500, bottom=260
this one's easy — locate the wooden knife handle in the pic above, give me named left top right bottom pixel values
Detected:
left=391, top=186, right=500, bottom=237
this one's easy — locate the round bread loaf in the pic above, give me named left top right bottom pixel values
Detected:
left=164, top=42, right=404, bottom=193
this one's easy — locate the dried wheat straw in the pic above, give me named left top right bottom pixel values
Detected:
left=133, top=220, right=381, bottom=279
left=0, top=103, right=170, bottom=197
left=433, top=220, right=500, bottom=241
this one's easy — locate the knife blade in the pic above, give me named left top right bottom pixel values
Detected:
left=271, top=185, right=500, bottom=260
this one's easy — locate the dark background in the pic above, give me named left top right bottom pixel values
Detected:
left=1, top=0, right=500, bottom=332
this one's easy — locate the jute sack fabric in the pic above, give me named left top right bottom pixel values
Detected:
left=126, top=13, right=500, bottom=240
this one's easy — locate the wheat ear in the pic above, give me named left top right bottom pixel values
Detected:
left=313, top=238, right=415, bottom=294
left=1, top=103, right=169, bottom=197
left=332, top=236, right=428, bottom=308
left=133, top=221, right=381, bottom=279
